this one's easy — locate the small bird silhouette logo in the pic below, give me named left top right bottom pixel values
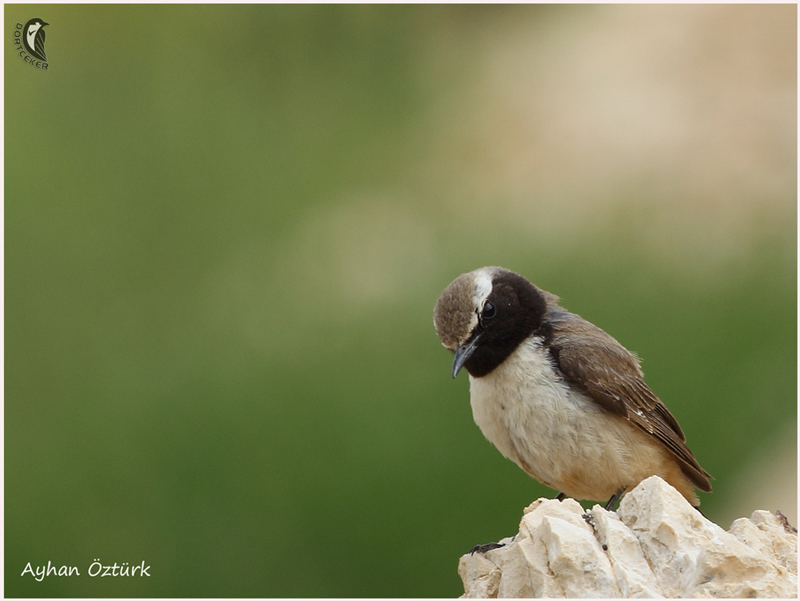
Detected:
left=23, top=18, right=48, bottom=62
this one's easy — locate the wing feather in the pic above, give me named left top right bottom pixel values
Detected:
left=34, top=29, right=46, bottom=61
left=548, top=309, right=712, bottom=492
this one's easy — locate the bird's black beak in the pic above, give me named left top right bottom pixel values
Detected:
left=452, top=333, right=481, bottom=379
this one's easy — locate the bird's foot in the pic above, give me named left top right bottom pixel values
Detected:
left=469, top=542, right=505, bottom=554
left=556, top=492, right=567, bottom=501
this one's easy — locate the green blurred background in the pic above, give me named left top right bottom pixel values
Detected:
left=5, top=4, right=796, bottom=598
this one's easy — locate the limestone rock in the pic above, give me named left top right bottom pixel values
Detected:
left=458, top=476, right=797, bottom=598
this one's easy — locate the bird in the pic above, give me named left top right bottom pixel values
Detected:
left=23, top=18, right=48, bottom=62
left=433, top=266, right=712, bottom=516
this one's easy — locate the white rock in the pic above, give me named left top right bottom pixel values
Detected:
left=459, top=476, right=798, bottom=598
left=458, top=551, right=501, bottom=598
left=588, top=506, right=664, bottom=598
left=730, top=509, right=798, bottom=576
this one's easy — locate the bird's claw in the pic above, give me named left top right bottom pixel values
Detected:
left=469, top=542, right=505, bottom=555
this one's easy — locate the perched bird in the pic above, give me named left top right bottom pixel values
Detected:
left=434, top=266, right=711, bottom=513
left=23, top=18, right=48, bottom=62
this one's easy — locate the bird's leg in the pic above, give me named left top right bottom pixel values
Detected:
left=556, top=492, right=567, bottom=501
left=603, top=487, right=626, bottom=510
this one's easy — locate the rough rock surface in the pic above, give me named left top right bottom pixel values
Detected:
left=459, top=476, right=797, bottom=598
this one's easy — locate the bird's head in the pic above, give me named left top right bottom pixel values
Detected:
left=25, top=19, right=48, bottom=33
left=434, top=267, right=555, bottom=378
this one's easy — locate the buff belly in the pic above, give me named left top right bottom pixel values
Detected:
left=468, top=337, right=697, bottom=505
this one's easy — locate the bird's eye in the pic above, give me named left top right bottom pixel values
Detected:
left=482, top=301, right=496, bottom=319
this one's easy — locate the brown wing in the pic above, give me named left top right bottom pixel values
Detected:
left=547, top=309, right=712, bottom=492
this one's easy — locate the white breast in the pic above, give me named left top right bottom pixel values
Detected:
left=467, top=337, right=653, bottom=499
